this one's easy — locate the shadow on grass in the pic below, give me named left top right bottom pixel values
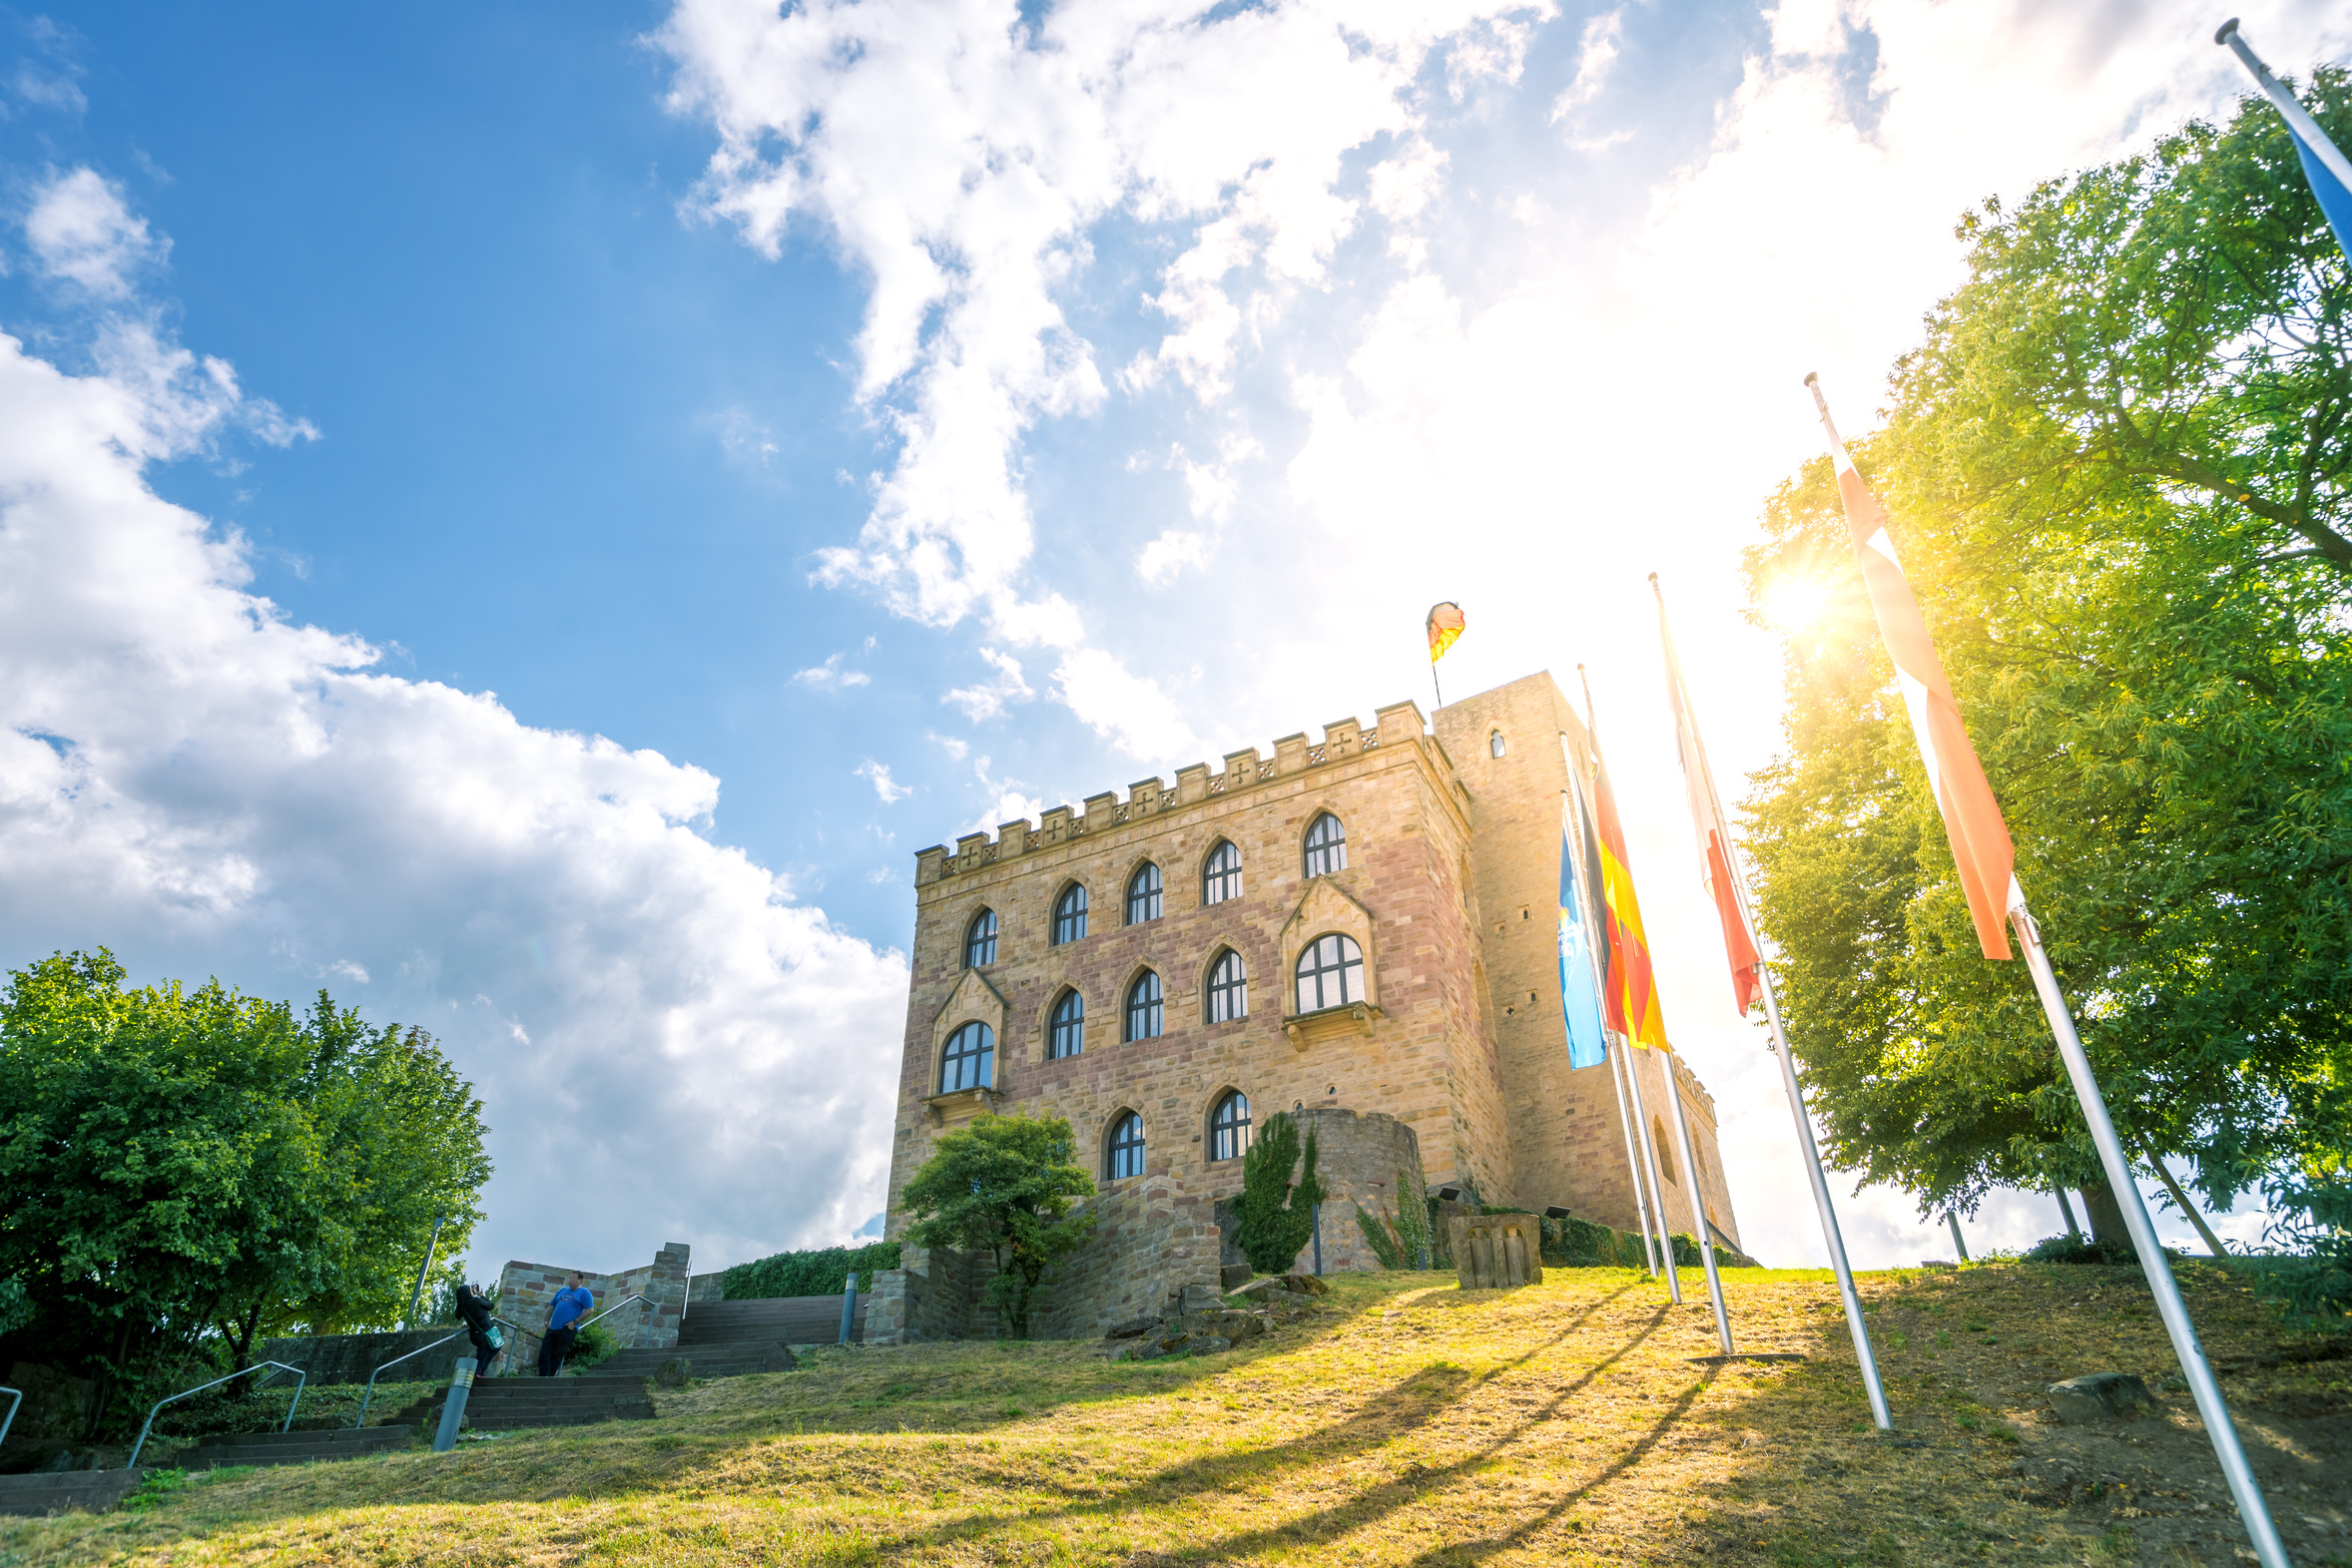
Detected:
left=880, top=1284, right=1660, bottom=1561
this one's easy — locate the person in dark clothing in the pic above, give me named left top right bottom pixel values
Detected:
left=538, top=1273, right=594, bottom=1377
left=453, top=1283, right=504, bottom=1376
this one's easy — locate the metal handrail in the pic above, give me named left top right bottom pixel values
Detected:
left=0, top=1385, right=19, bottom=1447
left=127, top=1360, right=306, bottom=1469
left=354, top=1316, right=521, bottom=1427
left=570, top=1292, right=644, bottom=1336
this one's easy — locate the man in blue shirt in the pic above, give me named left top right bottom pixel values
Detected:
left=538, top=1274, right=594, bottom=1377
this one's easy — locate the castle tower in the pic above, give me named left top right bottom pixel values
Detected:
left=884, top=674, right=1742, bottom=1262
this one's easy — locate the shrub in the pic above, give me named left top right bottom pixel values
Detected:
left=2257, top=1174, right=2352, bottom=1326
left=722, top=1241, right=903, bottom=1301
left=1235, top=1113, right=1323, bottom=1274
left=2025, top=1234, right=2133, bottom=1266
left=899, top=1113, right=1095, bottom=1338
left=1354, top=1153, right=1434, bottom=1272
left=566, top=1319, right=618, bottom=1368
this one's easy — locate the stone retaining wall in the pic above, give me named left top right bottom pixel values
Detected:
left=496, top=1242, right=692, bottom=1368
left=1283, top=1108, right=1424, bottom=1275
left=1031, top=1169, right=1221, bottom=1339
left=257, top=1327, right=482, bottom=1386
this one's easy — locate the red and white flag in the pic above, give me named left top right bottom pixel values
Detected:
left=1654, top=580, right=1764, bottom=1014
left=1805, top=374, right=2017, bottom=959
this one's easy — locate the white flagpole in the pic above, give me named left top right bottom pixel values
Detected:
left=1619, top=1047, right=1684, bottom=1304
left=1658, top=1054, right=1735, bottom=1353
left=2217, top=19, right=2352, bottom=193
left=1561, top=757, right=1665, bottom=1281
left=1654, top=576, right=1892, bottom=1423
left=1605, top=1035, right=1664, bottom=1277
left=2009, top=886, right=2288, bottom=1568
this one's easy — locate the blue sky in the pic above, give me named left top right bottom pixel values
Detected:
left=4, top=0, right=2342, bottom=1282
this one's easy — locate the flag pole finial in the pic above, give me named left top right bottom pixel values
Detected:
left=2214, top=17, right=2239, bottom=45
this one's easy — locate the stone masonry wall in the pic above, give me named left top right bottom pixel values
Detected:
left=1280, top=1108, right=1425, bottom=1275
left=1031, top=1169, right=1221, bottom=1338
left=256, top=1328, right=468, bottom=1387
left=886, top=701, right=1508, bottom=1252
left=865, top=1242, right=994, bottom=1345
left=497, top=1242, right=691, bottom=1369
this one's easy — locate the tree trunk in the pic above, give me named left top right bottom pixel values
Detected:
left=2078, top=1180, right=2135, bottom=1256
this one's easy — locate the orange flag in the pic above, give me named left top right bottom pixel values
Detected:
left=1806, top=374, right=2017, bottom=959
left=1655, top=580, right=1764, bottom=1014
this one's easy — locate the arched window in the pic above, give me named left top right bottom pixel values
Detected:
left=1207, top=949, right=1248, bottom=1023
left=1202, top=839, right=1242, bottom=905
left=1209, top=1091, right=1252, bottom=1162
left=1052, top=883, right=1088, bottom=945
left=1295, top=933, right=1365, bottom=1013
left=1652, top=1117, right=1679, bottom=1186
left=1048, top=989, right=1085, bottom=1060
left=963, top=908, right=997, bottom=968
left=1489, top=729, right=1506, bottom=759
left=1303, top=812, right=1348, bottom=877
left=1106, top=1111, right=1145, bottom=1180
left=938, top=1021, right=994, bottom=1093
left=1125, top=862, right=1163, bottom=924
left=1125, top=970, right=1163, bottom=1041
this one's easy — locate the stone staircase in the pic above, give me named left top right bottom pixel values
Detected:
left=174, top=1424, right=416, bottom=1471
left=388, top=1373, right=656, bottom=1433
left=387, top=1295, right=837, bottom=1434
left=0, top=1468, right=152, bottom=1517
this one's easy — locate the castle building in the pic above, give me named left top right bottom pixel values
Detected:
left=884, top=671, right=1743, bottom=1268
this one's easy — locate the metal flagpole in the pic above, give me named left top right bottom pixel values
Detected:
left=1757, top=963, right=1895, bottom=1427
left=2010, top=886, right=2288, bottom=1568
left=1567, top=755, right=1666, bottom=1283
left=1605, top=1038, right=1663, bottom=1277
left=1653, top=574, right=1890, bottom=1419
left=1620, top=1049, right=1684, bottom=1304
left=2056, top=1188, right=2084, bottom=1246
left=2218, top=20, right=2352, bottom=193
left=1658, top=1055, right=1735, bottom=1353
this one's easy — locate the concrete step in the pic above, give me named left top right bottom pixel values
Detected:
left=595, top=1347, right=793, bottom=1374
left=0, top=1469, right=151, bottom=1517
left=679, top=1296, right=866, bottom=1344
left=178, top=1426, right=416, bottom=1470
left=389, top=1377, right=657, bottom=1432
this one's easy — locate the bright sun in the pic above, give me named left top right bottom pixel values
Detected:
left=1765, top=578, right=1829, bottom=632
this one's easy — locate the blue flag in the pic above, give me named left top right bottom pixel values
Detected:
left=2220, top=21, right=2352, bottom=260
left=1556, top=795, right=1609, bottom=1070
left=2287, top=126, right=2352, bottom=260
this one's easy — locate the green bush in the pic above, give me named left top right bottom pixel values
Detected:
left=2025, top=1233, right=2133, bottom=1266
left=567, top=1319, right=618, bottom=1368
left=1235, top=1113, right=1323, bottom=1274
left=722, top=1241, right=902, bottom=1300
left=2257, top=1175, right=2352, bottom=1326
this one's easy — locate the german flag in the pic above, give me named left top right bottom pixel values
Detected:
left=1588, top=740, right=1670, bottom=1050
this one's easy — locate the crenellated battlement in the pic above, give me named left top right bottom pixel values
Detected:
left=913, top=699, right=1429, bottom=885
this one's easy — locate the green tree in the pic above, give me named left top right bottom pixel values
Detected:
left=898, top=1114, right=1094, bottom=1338
left=1741, top=76, right=2352, bottom=1242
left=0, top=950, right=491, bottom=1427
left=1234, top=1112, right=1324, bottom=1274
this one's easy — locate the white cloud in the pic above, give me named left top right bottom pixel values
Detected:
left=1550, top=6, right=1624, bottom=121
left=941, top=646, right=1033, bottom=722
left=715, top=404, right=780, bottom=464
left=0, top=214, right=908, bottom=1273
left=657, top=0, right=1540, bottom=758
left=854, top=759, right=911, bottom=803
left=26, top=168, right=163, bottom=299
left=792, top=651, right=873, bottom=690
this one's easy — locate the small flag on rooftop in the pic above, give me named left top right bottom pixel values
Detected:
left=1426, top=601, right=1466, bottom=661
left=2218, top=20, right=2352, bottom=260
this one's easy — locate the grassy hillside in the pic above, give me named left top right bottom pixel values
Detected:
left=4, top=1264, right=2343, bottom=1566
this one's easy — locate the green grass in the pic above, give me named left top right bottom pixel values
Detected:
left=1, top=1265, right=2333, bottom=1565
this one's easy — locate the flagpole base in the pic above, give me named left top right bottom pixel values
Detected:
left=2011, top=894, right=2287, bottom=1568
